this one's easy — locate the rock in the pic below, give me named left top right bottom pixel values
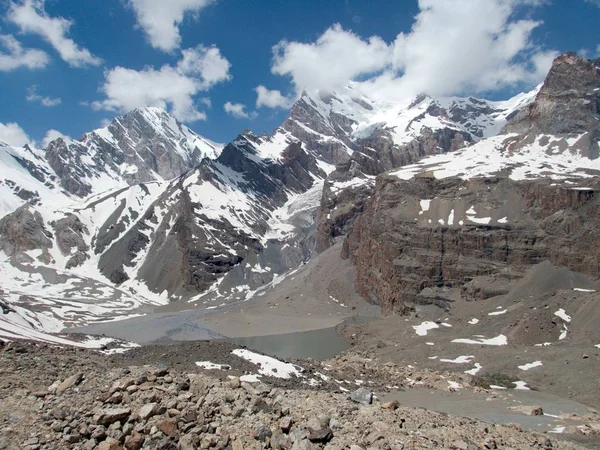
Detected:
left=82, top=439, right=97, bottom=450
left=291, top=439, right=313, bottom=450
left=381, top=400, right=400, bottom=410
left=157, top=418, right=179, bottom=439
left=56, top=373, right=83, bottom=394
left=350, top=387, right=373, bottom=404
left=229, top=377, right=241, bottom=388
left=124, top=432, right=144, bottom=450
left=97, top=438, right=123, bottom=450
left=179, top=434, right=198, bottom=450
left=507, top=405, right=544, bottom=416
left=308, top=427, right=333, bottom=443
left=252, top=423, right=272, bottom=442
left=188, top=374, right=210, bottom=396
left=138, top=403, right=158, bottom=420
left=280, top=416, right=293, bottom=433
left=270, top=431, right=290, bottom=450
left=94, top=408, right=131, bottom=426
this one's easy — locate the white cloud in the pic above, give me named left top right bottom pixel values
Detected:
left=92, top=45, right=231, bottom=122
left=0, top=122, right=35, bottom=147
left=261, top=0, right=556, bottom=106
left=223, top=102, right=256, bottom=119
left=26, top=85, right=61, bottom=107
left=41, top=129, right=70, bottom=147
left=271, top=23, right=392, bottom=93
left=7, top=0, right=102, bottom=68
left=178, top=45, right=231, bottom=89
left=0, top=34, right=49, bottom=71
left=128, top=0, right=214, bottom=52
left=255, top=85, right=294, bottom=109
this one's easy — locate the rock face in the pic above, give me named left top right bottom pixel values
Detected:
left=344, top=176, right=600, bottom=314
left=504, top=53, right=600, bottom=140
left=44, top=107, right=222, bottom=197
left=343, top=53, right=600, bottom=314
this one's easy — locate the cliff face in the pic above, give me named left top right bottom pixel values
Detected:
left=343, top=175, right=600, bottom=314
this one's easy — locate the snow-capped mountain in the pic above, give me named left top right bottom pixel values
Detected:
left=5, top=53, right=595, bottom=344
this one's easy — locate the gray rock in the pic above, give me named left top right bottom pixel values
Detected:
left=350, top=387, right=373, bottom=404
left=94, top=407, right=131, bottom=426
left=137, top=402, right=158, bottom=420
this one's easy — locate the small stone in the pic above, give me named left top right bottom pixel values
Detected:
left=124, top=432, right=144, bottom=450
left=138, top=403, right=158, bottom=420
left=280, top=416, right=293, bottom=433
left=271, top=431, right=290, bottom=450
left=229, top=377, right=241, bottom=389
left=97, top=438, right=123, bottom=450
left=350, top=387, right=373, bottom=404
left=56, top=373, right=83, bottom=394
left=94, top=407, right=131, bottom=426
left=82, top=439, right=98, bottom=450
left=63, top=434, right=81, bottom=444
left=507, top=405, right=544, bottom=416
left=158, top=418, right=179, bottom=439
left=381, top=400, right=400, bottom=410
left=291, top=439, right=313, bottom=450
left=308, top=427, right=333, bottom=443
left=253, top=423, right=272, bottom=442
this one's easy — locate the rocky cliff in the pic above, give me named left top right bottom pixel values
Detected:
left=342, top=53, right=600, bottom=314
left=343, top=176, right=599, bottom=314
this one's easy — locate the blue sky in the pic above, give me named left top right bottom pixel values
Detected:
left=0, top=0, right=598, bottom=147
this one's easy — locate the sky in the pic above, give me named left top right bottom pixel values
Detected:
left=0, top=0, right=598, bottom=148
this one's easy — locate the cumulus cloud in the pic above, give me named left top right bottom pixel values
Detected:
left=255, top=85, right=294, bottom=109
left=128, top=0, right=214, bottom=52
left=41, top=129, right=71, bottom=147
left=91, top=45, right=231, bottom=122
left=0, top=34, right=49, bottom=71
left=7, top=0, right=102, bottom=68
left=223, top=102, right=256, bottom=119
left=0, top=122, right=35, bottom=147
left=260, top=0, right=557, bottom=106
left=271, top=23, right=392, bottom=93
left=26, top=85, right=61, bottom=107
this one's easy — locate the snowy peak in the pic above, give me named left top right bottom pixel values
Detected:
left=280, top=85, right=539, bottom=177
left=391, top=53, right=600, bottom=183
left=41, top=107, right=223, bottom=199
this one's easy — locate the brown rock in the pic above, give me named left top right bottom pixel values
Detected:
left=124, top=432, right=144, bottom=450
left=158, top=418, right=179, bottom=439
left=56, top=373, right=83, bottom=394
left=381, top=400, right=400, bottom=410
left=97, top=438, right=123, bottom=450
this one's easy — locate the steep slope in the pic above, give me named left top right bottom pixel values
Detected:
left=343, top=53, right=600, bottom=315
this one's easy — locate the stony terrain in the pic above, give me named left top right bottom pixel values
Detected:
left=2, top=341, right=598, bottom=450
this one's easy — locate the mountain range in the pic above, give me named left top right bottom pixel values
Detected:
left=0, top=52, right=598, bottom=346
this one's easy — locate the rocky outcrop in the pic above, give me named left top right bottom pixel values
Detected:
left=0, top=205, right=53, bottom=258
left=343, top=175, right=600, bottom=314
left=348, top=127, right=471, bottom=177
left=316, top=177, right=374, bottom=252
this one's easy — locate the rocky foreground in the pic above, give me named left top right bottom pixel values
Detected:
left=1, top=341, right=596, bottom=450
